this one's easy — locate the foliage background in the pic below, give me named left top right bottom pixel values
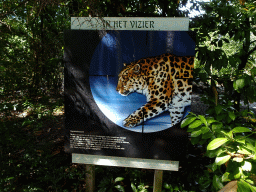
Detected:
left=0, top=0, right=256, bottom=191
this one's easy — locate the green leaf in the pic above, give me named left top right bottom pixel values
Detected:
left=131, top=183, right=137, bottom=192
left=237, top=180, right=252, bottom=192
left=215, top=105, right=223, bottom=115
left=207, top=138, right=229, bottom=150
left=228, top=112, right=236, bottom=121
left=187, top=128, right=195, bottom=133
left=233, top=157, right=244, bottom=162
left=207, top=163, right=218, bottom=172
left=213, top=175, right=224, bottom=190
left=206, top=117, right=217, bottom=125
left=245, top=143, right=255, bottom=152
left=215, top=155, right=231, bottom=165
left=221, top=130, right=233, bottom=139
left=181, top=116, right=197, bottom=128
left=115, top=177, right=124, bottom=182
left=232, top=127, right=252, bottom=133
left=234, top=168, right=242, bottom=179
left=238, top=146, right=252, bottom=155
left=212, top=123, right=223, bottom=131
left=188, top=120, right=202, bottom=129
left=191, top=129, right=202, bottom=137
left=222, top=172, right=231, bottom=182
left=206, top=148, right=225, bottom=158
left=201, top=126, right=210, bottom=134
left=235, top=138, right=245, bottom=144
left=115, top=185, right=125, bottom=192
left=234, top=79, right=245, bottom=91
left=202, top=132, right=214, bottom=139
left=191, top=136, right=201, bottom=145
left=198, top=115, right=207, bottom=126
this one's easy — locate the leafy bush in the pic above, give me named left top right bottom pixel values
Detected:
left=181, top=111, right=256, bottom=191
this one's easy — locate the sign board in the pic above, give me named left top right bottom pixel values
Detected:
left=71, top=17, right=189, bottom=31
left=65, top=17, right=195, bottom=170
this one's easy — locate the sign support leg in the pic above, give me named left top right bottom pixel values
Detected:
left=153, top=169, right=163, bottom=192
left=86, top=164, right=95, bottom=192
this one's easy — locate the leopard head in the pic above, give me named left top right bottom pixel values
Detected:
left=116, top=63, right=145, bottom=96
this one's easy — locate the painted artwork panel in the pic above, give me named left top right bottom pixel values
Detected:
left=64, top=30, right=195, bottom=161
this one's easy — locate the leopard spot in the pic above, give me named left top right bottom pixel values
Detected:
left=160, top=103, right=165, bottom=109
left=166, top=65, right=169, bottom=72
left=169, top=57, right=174, bottom=62
left=171, top=68, right=175, bottom=75
left=177, top=80, right=183, bottom=87
left=184, top=71, right=189, bottom=78
left=182, top=57, right=187, bottom=62
left=167, top=74, right=170, bottom=81
left=160, top=61, right=165, bottom=66
left=174, top=63, right=180, bottom=69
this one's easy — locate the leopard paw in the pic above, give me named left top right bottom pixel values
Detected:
left=123, top=116, right=141, bottom=128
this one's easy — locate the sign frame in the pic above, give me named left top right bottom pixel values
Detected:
left=66, top=17, right=193, bottom=172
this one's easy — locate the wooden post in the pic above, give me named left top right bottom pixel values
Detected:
left=86, top=164, right=95, bottom=192
left=153, top=170, right=163, bottom=192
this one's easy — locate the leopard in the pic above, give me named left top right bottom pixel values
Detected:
left=116, top=53, right=194, bottom=128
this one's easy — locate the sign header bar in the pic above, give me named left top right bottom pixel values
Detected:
left=71, top=17, right=189, bottom=31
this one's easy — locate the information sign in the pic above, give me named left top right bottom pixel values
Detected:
left=65, top=17, right=195, bottom=170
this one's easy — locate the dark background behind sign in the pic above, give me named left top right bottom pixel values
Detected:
left=64, top=30, right=195, bottom=160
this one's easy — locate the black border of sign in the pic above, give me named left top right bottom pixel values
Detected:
left=64, top=29, right=194, bottom=162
